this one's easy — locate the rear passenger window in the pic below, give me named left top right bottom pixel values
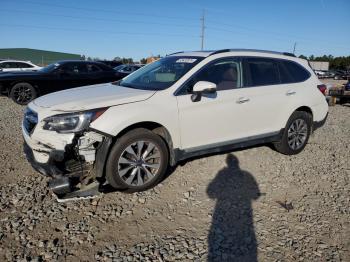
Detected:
left=87, top=64, right=101, bottom=72
left=244, top=58, right=279, bottom=86
left=17, top=62, right=32, bottom=68
left=282, top=61, right=310, bottom=82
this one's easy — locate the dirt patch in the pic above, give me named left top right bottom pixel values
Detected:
left=0, top=95, right=349, bottom=261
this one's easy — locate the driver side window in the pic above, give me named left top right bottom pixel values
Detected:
left=180, top=58, right=241, bottom=94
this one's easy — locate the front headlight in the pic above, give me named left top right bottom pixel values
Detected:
left=43, top=108, right=107, bottom=133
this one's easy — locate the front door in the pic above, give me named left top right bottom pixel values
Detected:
left=176, top=57, right=245, bottom=150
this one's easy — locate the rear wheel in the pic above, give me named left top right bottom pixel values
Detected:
left=9, top=82, right=37, bottom=105
left=105, top=128, right=169, bottom=192
left=274, top=111, right=312, bottom=155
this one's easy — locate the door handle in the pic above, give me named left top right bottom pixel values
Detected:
left=286, top=90, right=296, bottom=96
left=236, top=97, right=250, bottom=104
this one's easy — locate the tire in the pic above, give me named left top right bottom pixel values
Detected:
left=9, top=82, right=37, bottom=105
left=274, top=111, right=312, bottom=155
left=105, top=128, right=169, bottom=192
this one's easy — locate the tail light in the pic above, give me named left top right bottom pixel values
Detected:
left=317, top=84, right=327, bottom=96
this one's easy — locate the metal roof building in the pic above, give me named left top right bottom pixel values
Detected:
left=0, top=48, right=84, bottom=66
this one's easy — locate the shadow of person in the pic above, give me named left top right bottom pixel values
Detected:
left=207, top=154, right=260, bottom=262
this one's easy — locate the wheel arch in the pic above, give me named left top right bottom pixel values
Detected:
left=112, top=121, right=176, bottom=166
left=295, top=106, right=313, bottom=118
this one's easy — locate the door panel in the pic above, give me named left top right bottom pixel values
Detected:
left=176, top=58, right=244, bottom=149
left=176, top=56, right=295, bottom=150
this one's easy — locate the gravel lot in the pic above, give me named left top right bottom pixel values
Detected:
left=0, top=92, right=349, bottom=261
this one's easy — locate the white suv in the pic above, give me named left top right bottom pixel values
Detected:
left=0, top=60, right=42, bottom=72
left=22, top=49, right=328, bottom=195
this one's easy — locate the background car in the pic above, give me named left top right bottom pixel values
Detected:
left=0, top=60, right=120, bottom=104
left=345, top=80, right=350, bottom=91
left=0, top=60, right=42, bottom=72
left=333, top=70, right=350, bottom=80
left=114, top=64, right=144, bottom=79
left=97, top=60, right=123, bottom=68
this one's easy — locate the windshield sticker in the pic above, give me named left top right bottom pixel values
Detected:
left=176, top=58, right=197, bottom=63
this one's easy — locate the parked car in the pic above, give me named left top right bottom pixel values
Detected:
left=0, top=60, right=42, bottom=72
left=23, top=49, right=328, bottom=196
left=333, top=70, right=350, bottom=80
left=345, top=80, right=350, bottom=91
left=314, top=70, right=327, bottom=78
left=114, top=64, right=144, bottom=79
left=0, top=60, right=119, bottom=105
left=97, top=60, right=123, bottom=68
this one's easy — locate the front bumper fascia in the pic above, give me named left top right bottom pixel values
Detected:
left=23, top=141, right=64, bottom=176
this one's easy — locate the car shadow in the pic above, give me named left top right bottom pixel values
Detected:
left=99, top=144, right=268, bottom=195
left=206, top=154, right=260, bottom=262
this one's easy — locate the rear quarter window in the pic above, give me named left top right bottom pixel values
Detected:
left=280, top=61, right=310, bottom=83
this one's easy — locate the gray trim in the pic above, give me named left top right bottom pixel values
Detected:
left=174, top=130, right=283, bottom=162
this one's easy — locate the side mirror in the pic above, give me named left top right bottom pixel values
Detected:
left=191, top=81, right=217, bottom=102
left=193, top=81, right=217, bottom=93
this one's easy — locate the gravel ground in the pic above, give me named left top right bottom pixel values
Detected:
left=0, top=94, right=349, bottom=261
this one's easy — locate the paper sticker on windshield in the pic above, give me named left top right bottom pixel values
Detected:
left=176, top=58, right=197, bottom=63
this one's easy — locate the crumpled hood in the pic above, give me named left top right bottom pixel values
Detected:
left=33, top=83, right=156, bottom=111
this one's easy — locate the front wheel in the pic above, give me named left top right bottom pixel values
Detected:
left=274, top=111, right=312, bottom=155
left=105, top=128, right=169, bottom=192
left=9, top=82, right=37, bottom=105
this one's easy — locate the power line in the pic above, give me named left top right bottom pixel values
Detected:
left=0, top=9, right=199, bottom=29
left=0, top=24, right=199, bottom=38
left=12, top=0, right=198, bottom=22
left=206, top=26, right=349, bottom=49
left=207, top=21, right=348, bottom=48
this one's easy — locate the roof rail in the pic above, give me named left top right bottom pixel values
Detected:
left=282, top=52, right=296, bottom=57
left=209, top=49, right=296, bottom=57
left=167, top=51, right=184, bottom=56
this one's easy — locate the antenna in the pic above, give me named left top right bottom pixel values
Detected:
left=293, top=42, right=297, bottom=54
left=200, top=10, right=206, bottom=50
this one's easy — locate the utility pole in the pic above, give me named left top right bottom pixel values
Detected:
left=200, top=9, right=205, bottom=51
left=293, top=42, right=297, bottom=54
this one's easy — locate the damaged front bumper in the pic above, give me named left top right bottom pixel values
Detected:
left=22, top=120, right=111, bottom=198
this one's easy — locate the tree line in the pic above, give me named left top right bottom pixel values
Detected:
left=85, top=54, right=350, bottom=70
left=298, top=55, right=350, bottom=70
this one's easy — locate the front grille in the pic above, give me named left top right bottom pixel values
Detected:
left=23, top=107, right=38, bottom=135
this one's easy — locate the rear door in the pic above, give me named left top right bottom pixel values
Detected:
left=237, top=57, right=293, bottom=135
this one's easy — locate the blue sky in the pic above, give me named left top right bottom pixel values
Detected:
left=1, top=0, right=349, bottom=61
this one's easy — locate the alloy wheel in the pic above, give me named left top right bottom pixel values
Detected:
left=13, top=85, right=33, bottom=104
left=287, top=119, right=308, bottom=150
left=117, top=141, right=161, bottom=186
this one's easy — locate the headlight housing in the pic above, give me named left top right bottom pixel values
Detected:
left=43, top=108, right=107, bottom=133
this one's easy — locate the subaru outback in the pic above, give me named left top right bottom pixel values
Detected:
left=22, top=49, right=328, bottom=196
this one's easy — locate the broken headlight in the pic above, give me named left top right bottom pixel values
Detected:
left=43, top=108, right=106, bottom=133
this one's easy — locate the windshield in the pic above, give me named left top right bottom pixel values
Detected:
left=119, top=56, right=203, bottom=90
left=114, top=65, right=125, bottom=70
left=39, top=63, right=60, bottom=73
